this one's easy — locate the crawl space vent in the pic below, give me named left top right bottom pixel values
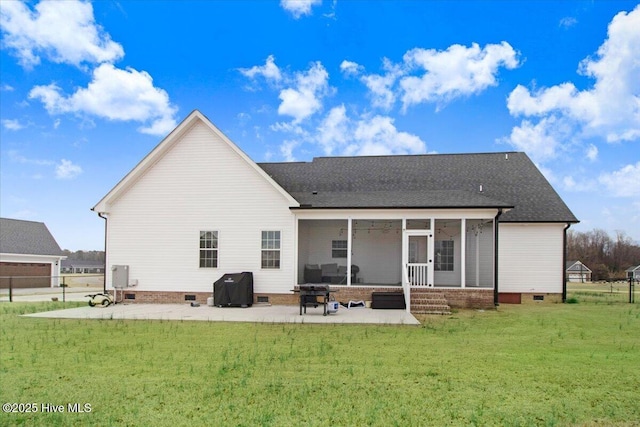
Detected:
left=124, top=293, right=135, bottom=300
left=533, top=295, right=544, bottom=301
left=257, top=296, right=269, bottom=303
left=184, top=295, right=196, bottom=301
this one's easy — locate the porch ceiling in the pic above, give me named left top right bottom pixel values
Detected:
left=290, top=189, right=512, bottom=210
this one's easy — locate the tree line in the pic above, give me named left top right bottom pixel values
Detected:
left=567, top=229, right=640, bottom=281
left=61, top=250, right=105, bottom=262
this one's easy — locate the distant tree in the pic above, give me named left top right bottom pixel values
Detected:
left=568, top=229, right=640, bottom=279
left=591, top=264, right=610, bottom=281
left=62, top=250, right=105, bottom=262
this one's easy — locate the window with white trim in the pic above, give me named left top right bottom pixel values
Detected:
left=261, top=231, right=281, bottom=269
left=332, top=240, right=348, bottom=258
left=199, top=231, right=218, bottom=268
left=434, top=240, right=454, bottom=271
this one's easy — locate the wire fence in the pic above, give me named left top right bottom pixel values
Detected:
left=0, top=274, right=104, bottom=303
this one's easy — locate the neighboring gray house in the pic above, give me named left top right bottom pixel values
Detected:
left=93, top=110, right=579, bottom=310
left=0, top=218, right=66, bottom=288
left=61, top=259, right=105, bottom=274
left=627, top=265, right=640, bottom=280
left=566, top=261, right=592, bottom=282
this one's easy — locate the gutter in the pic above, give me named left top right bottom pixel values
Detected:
left=563, top=223, right=571, bottom=303
left=494, top=209, right=503, bottom=306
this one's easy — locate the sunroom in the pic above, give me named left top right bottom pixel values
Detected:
left=295, top=210, right=500, bottom=292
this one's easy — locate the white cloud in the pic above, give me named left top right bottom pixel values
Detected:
left=501, top=117, right=571, bottom=163
left=2, top=119, right=24, bottom=130
left=598, top=162, right=640, bottom=197
left=279, top=139, right=300, bottom=161
left=361, top=58, right=404, bottom=111
left=559, top=17, right=578, bottom=29
left=0, top=0, right=124, bottom=69
left=277, top=61, right=330, bottom=123
left=340, top=60, right=363, bottom=76
left=1, top=84, right=15, bottom=91
left=238, top=55, right=282, bottom=82
left=506, top=5, right=640, bottom=157
left=586, top=144, right=598, bottom=161
left=240, top=57, right=332, bottom=124
left=280, top=0, right=321, bottom=19
left=29, top=63, right=177, bottom=136
left=316, top=105, right=426, bottom=156
left=8, top=150, right=54, bottom=166
left=345, top=42, right=519, bottom=112
left=400, top=42, right=520, bottom=111
left=55, top=159, right=83, bottom=179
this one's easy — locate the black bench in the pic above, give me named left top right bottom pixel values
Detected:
left=371, top=292, right=406, bottom=309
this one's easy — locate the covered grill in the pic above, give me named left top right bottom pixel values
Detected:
left=213, top=272, right=253, bottom=307
left=298, top=284, right=332, bottom=316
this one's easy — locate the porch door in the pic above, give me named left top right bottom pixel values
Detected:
left=408, top=236, right=427, bottom=263
left=406, top=233, right=432, bottom=287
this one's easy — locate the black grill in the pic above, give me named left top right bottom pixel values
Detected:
left=298, top=284, right=331, bottom=316
left=213, top=272, right=253, bottom=307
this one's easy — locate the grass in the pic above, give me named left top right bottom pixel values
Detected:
left=1, top=292, right=639, bottom=426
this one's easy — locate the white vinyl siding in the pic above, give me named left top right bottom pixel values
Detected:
left=498, top=223, right=565, bottom=293
left=104, top=121, right=296, bottom=294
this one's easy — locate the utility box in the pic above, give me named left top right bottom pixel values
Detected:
left=111, top=265, right=129, bottom=289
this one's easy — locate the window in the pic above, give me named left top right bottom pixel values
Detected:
left=199, top=231, right=218, bottom=268
left=434, top=240, right=454, bottom=271
left=332, top=240, right=348, bottom=258
left=261, top=231, right=281, bottom=269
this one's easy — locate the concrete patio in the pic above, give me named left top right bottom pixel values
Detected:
left=23, top=302, right=421, bottom=325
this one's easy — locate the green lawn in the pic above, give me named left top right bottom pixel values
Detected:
left=1, top=291, right=639, bottom=426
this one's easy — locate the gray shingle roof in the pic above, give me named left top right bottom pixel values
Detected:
left=0, top=218, right=64, bottom=256
left=258, top=151, right=578, bottom=223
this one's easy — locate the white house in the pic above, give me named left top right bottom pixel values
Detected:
left=0, top=218, right=66, bottom=288
left=566, top=261, right=592, bottom=282
left=627, top=265, right=640, bottom=281
left=93, top=110, right=578, bottom=310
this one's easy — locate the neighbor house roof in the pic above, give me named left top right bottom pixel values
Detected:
left=626, top=265, right=640, bottom=273
left=566, top=261, right=592, bottom=272
left=0, top=218, right=64, bottom=256
left=258, top=152, right=578, bottom=223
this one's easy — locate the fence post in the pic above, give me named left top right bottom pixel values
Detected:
left=61, top=276, right=66, bottom=303
left=9, top=277, right=12, bottom=303
left=630, top=276, right=635, bottom=304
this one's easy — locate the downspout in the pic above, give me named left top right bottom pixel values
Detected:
left=563, top=223, right=571, bottom=303
left=493, top=209, right=503, bottom=306
left=96, top=211, right=108, bottom=293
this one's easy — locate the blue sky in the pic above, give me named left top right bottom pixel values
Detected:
left=1, top=0, right=639, bottom=250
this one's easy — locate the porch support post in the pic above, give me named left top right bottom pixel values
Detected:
left=460, top=218, right=466, bottom=288
left=401, top=218, right=407, bottom=273
left=347, top=217, right=352, bottom=286
left=428, top=218, right=435, bottom=287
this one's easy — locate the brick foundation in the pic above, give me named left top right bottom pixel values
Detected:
left=110, top=286, right=496, bottom=308
left=519, top=293, right=563, bottom=304
left=441, top=289, right=494, bottom=309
